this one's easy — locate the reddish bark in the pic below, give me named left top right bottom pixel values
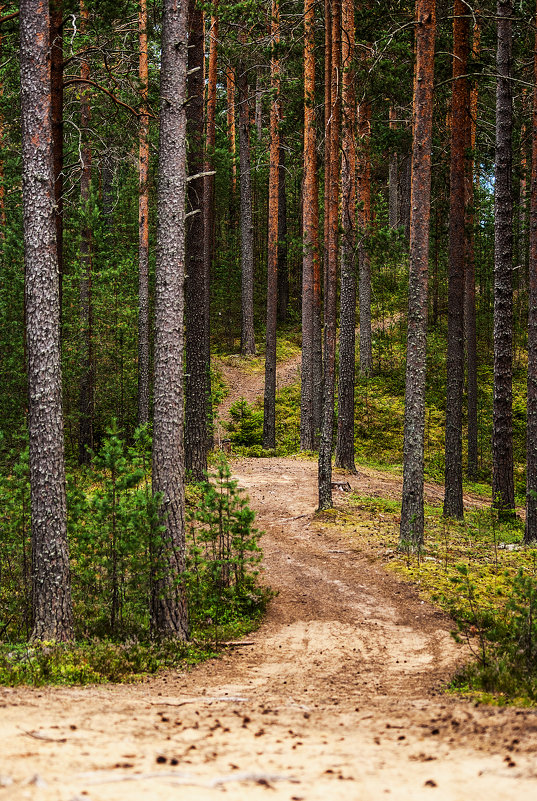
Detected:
left=443, top=0, right=469, bottom=519
left=300, top=0, right=320, bottom=451
left=138, top=0, right=150, bottom=426
left=263, top=0, right=280, bottom=449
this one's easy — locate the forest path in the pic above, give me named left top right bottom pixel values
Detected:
left=1, top=349, right=536, bottom=800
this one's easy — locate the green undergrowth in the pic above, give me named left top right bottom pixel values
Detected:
left=0, top=433, right=272, bottom=686
left=318, top=493, right=537, bottom=705
left=214, top=334, right=301, bottom=375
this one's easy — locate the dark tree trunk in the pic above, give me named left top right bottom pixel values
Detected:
left=335, top=0, right=357, bottom=472
left=357, top=96, right=372, bottom=374
left=318, top=0, right=341, bottom=510
left=263, top=0, right=280, bottom=450
left=185, top=0, right=208, bottom=480
left=443, top=0, right=469, bottom=520
left=237, top=63, right=256, bottom=355
left=20, top=0, right=74, bottom=642
left=277, top=139, right=289, bottom=322
left=300, top=0, right=320, bottom=451
left=492, top=0, right=515, bottom=517
left=526, top=7, right=537, bottom=544
left=465, top=15, right=481, bottom=480
left=138, top=0, right=150, bottom=426
left=399, top=0, right=436, bottom=549
left=78, top=1, right=94, bottom=466
left=151, top=0, right=189, bottom=640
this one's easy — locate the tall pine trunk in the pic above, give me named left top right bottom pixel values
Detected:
left=357, top=93, right=372, bottom=373
left=237, top=62, right=256, bottom=355
left=492, top=0, right=515, bottom=517
left=78, top=1, right=94, bottom=466
left=20, top=0, right=74, bottom=641
left=526, top=4, right=537, bottom=544
left=300, top=0, right=320, bottom=451
left=335, top=0, right=357, bottom=472
left=465, top=15, right=481, bottom=479
left=138, top=0, right=150, bottom=426
left=443, top=0, right=469, bottom=519
left=318, top=0, right=341, bottom=510
left=50, top=0, right=63, bottom=320
left=263, top=0, right=280, bottom=449
left=399, top=0, right=436, bottom=549
left=185, top=0, right=209, bottom=480
left=151, top=0, right=189, bottom=640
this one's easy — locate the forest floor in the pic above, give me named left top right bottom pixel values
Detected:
left=1, top=352, right=537, bottom=800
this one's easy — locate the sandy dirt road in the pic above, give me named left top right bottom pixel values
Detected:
left=1, top=456, right=537, bottom=801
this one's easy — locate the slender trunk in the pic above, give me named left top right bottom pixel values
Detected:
left=492, top=0, right=515, bottom=517
left=0, top=30, right=4, bottom=239
left=357, top=94, right=372, bottom=373
left=318, top=0, right=341, bottom=510
left=138, top=0, right=150, bottom=426
left=277, top=138, right=289, bottom=321
left=20, top=0, right=74, bottom=641
left=227, top=67, right=237, bottom=198
left=185, top=0, right=208, bottom=480
left=335, top=0, right=356, bottom=472
left=238, top=62, right=256, bottom=355
left=389, top=106, right=399, bottom=228
left=78, top=1, right=94, bottom=466
left=465, top=14, right=480, bottom=479
left=323, top=0, right=332, bottom=323
left=300, top=0, right=320, bottom=451
left=263, top=0, right=280, bottom=449
left=526, top=3, right=537, bottom=544
left=255, top=70, right=263, bottom=141
left=151, top=0, right=189, bottom=640
left=204, top=6, right=218, bottom=445
left=399, top=0, right=436, bottom=549
left=443, top=0, right=469, bottom=519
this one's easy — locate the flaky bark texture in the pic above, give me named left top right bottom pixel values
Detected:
left=526, top=9, right=537, bottom=544
left=263, top=0, right=280, bottom=450
left=237, top=63, right=256, bottom=355
left=335, top=0, right=356, bottom=472
left=318, top=0, right=340, bottom=510
left=465, top=15, right=480, bottom=480
left=20, top=0, right=74, bottom=642
left=50, top=0, right=63, bottom=316
left=492, top=0, right=515, bottom=517
left=400, top=0, right=436, bottom=549
left=443, top=0, right=469, bottom=520
left=357, top=96, right=372, bottom=374
left=185, top=0, right=208, bottom=480
left=78, top=1, right=94, bottom=466
left=138, top=0, right=150, bottom=426
left=152, top=0, right=189, bottom=640
left=300, top=0, right=320, bottom=451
